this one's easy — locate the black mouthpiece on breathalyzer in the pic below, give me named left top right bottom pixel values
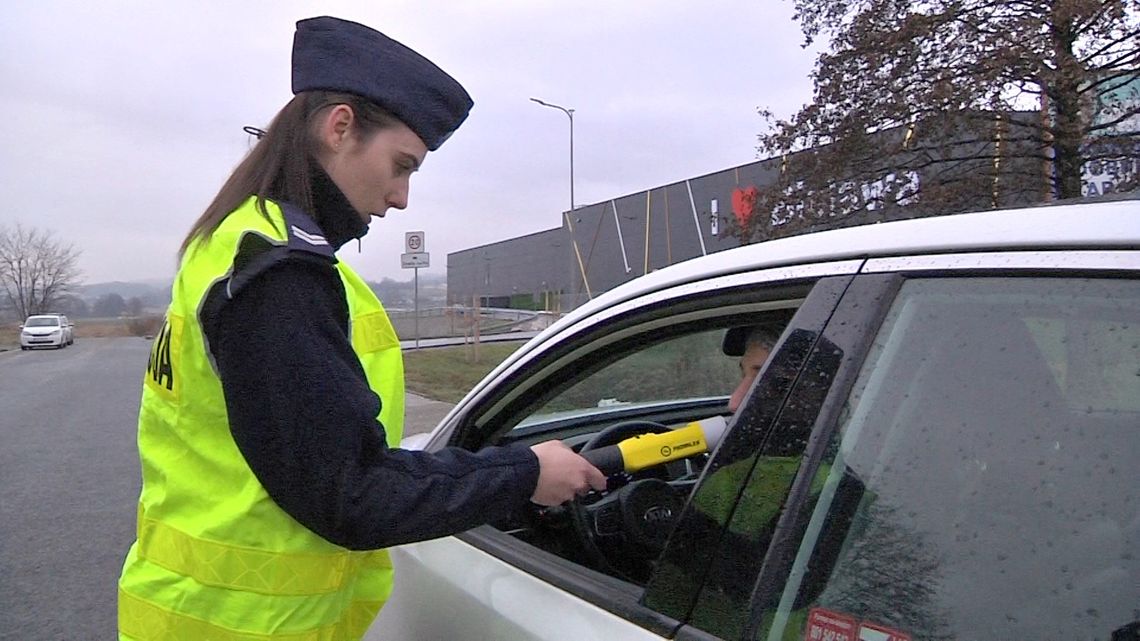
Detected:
left=581, top=446, right=625, bottom=477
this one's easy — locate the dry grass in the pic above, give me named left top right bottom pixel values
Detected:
left=76, top=319, right=136, bottom=338
left=74, top=318, right=166, bottom=338
left=402, top=342, right=523, bottom=403
left=0, top=324, right=18, bottom=349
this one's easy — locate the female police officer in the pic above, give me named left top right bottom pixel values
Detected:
left=118, top=16, right=605, bottom=640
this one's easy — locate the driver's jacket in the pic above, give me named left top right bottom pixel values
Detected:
left=118, top=198, right=404, bottom=640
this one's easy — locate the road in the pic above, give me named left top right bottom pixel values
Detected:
left=0, top=337, right=456, bottom=640
left=1, top=338, right=147, bottom=640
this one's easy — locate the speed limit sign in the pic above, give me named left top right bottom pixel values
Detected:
left=405, top=231, right=425, bottom=252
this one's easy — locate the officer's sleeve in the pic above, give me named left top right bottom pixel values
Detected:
left=201, top=254, right=541, bottom=550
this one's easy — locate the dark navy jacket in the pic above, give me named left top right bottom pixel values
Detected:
left=199, top=170, right=539, bottom=550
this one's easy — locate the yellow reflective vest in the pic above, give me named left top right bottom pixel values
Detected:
left=118, top=197, right=404, bottom=641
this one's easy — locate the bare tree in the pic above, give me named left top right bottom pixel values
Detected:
left=125, top=296, right=145, bottom=317
left=0, top=224, right=82, bottom=321
left=742, top=0, right=1140, bottom=242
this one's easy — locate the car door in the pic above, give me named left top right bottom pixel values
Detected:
left=668, top=250, right=1140, bottom=641
left=373, top=260, right=864, bottom=640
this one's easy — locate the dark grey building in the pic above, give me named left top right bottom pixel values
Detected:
left=447, top=228, right=570, bottom=311
left=559, top=159, right=781, bottom=308
left=446, top=157, right=776, bottom=311
left=449, top=109, right=1136, bottom=311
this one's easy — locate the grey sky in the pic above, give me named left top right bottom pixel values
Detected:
left=0, top=1, right=816, bottom=284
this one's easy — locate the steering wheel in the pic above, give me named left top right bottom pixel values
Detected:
left=570, top=420, right=688, bottom=582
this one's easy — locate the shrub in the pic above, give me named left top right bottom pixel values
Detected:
left=126, top=315, right=164, bottom=337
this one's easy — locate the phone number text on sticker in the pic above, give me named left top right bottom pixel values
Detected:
left=805, top=608, right=911, bottom=641
left=806, top=608, right=857, bottom=641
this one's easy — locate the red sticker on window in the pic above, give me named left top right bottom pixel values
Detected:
left=857, top=621, right=912, bottom=641
left=806, top=608, right=858, bottom=641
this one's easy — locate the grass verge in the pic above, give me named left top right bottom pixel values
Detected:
left=403, top=342, right=522, bottom=404
left=0, top=325, right=18, bottom=351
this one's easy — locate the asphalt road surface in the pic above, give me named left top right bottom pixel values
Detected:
left=1, top=337, right=148, bottom=640
left=0, top=336, right=456, bottom=640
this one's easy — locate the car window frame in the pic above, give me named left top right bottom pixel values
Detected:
left=441, top=259, right=865, bottom=450
left=434, top=262, right=863, bottom=636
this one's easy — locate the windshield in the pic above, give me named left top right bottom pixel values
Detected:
left=26, top=317, right=60, bottom=327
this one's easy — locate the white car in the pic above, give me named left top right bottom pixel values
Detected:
left=19, top=314, right=73, bottom=350
left=375, top=195, right=1140, bottom=641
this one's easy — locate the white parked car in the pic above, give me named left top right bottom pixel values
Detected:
left=19, top=314, right=73, bottom=350
left=375, top=194, right=1140, bottom=641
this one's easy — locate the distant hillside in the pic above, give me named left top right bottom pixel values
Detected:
left=410, top=272, right=446, bottom=285
left=366, top=276, right=447, bottom=309
left=76, top=280, right=171, bottom=301
left=73, top=274, right=447, bottom=312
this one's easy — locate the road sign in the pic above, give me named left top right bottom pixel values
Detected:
left=405, top=231, right=425, bottom=252
left=401, top=252, right=430, bottom=268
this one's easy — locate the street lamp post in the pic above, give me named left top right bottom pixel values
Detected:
left=530, top=97, right=575, bottom=212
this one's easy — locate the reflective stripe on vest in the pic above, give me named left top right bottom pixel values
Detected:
left=119, top=588, right=345, bottom=641
left=119, top=197, right=403, bottom=640
left=134, top=504, right=393, bottom=595
left=119, top=589, right=385, bottom=641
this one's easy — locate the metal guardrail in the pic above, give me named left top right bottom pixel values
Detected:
left=398, top=330, right=541, bottom=350
left=386, top=306, right=560, bottom=341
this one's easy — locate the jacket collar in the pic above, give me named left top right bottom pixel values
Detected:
left=309, top=163, right=370, bottom=251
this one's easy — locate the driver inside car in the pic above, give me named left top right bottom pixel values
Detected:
left=723, top=323, right=784, bottom=412
left=668, top=322, right=866, bottom=639
left=684, top=321, right=792, bottom=529
left=572, top=322, right=790, bottom=576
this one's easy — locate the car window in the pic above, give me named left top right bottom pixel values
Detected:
left=469, top=282, right=818, bottom=593
left=1025, top=315, right=1140, bottom=413
left=755, top=277, right=1140, bottom=641
left=26, top=317, right=60, bottom=327
left=516, top=330, right=741, bottom=428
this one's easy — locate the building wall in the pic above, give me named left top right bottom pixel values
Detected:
left=448, top=109, right=1135, bottom=311
left=446, top=227, right=571, bottom=311
left=562, top=158, right=778, bottom=307
left=445, top=158, right=782, bottom=312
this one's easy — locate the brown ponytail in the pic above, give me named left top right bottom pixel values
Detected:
left=178, top=92, right=399, bottom=257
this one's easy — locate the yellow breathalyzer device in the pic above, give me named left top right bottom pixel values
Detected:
left=582, top=416, right=728, bottom=475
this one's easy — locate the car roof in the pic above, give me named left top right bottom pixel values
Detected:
left=442, top=194, right=1140, bottom=439
left=556, top=194, right=1140, bottom=328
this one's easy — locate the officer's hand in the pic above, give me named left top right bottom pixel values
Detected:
left=529, top=440, right=607, bottom=506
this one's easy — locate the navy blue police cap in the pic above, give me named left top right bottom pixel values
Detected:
left=292, top=16, right=473, bottom=151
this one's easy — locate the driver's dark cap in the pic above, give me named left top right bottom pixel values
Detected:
left=722, top=327, right=751, bottom=357
left=722, top=324, right=783, bottom=357
left=292, top=16, right=473, bottom=151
